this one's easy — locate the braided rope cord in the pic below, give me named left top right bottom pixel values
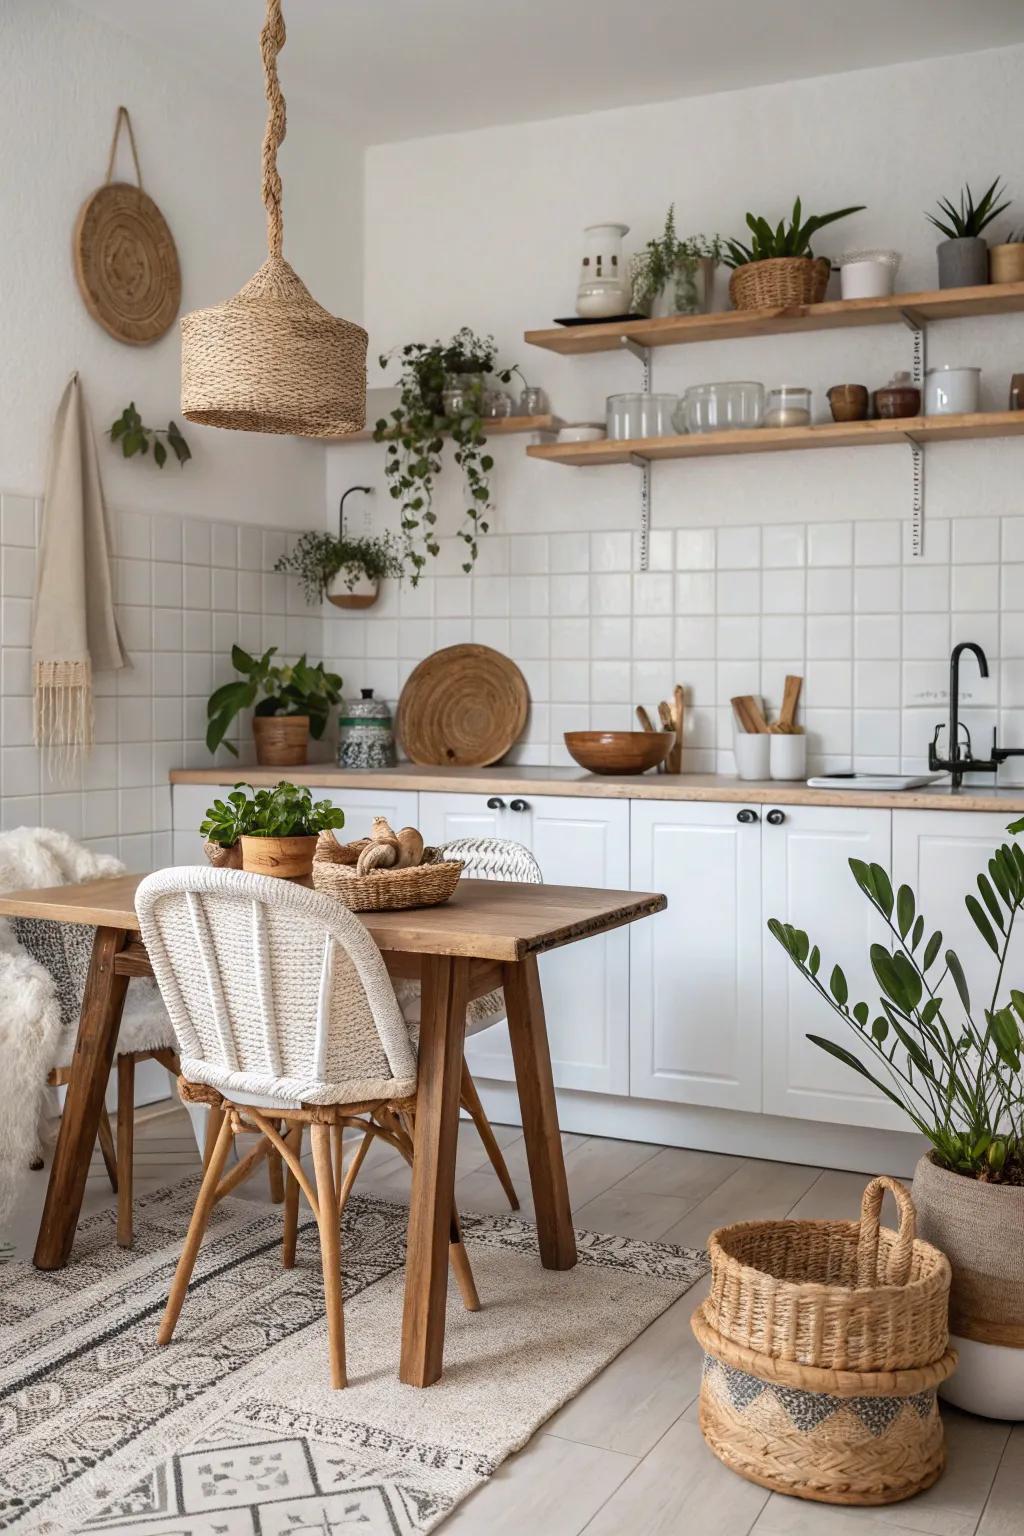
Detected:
left=260, top=0, right=286, bottom=258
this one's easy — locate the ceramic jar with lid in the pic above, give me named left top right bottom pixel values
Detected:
left=576, top=222, right=631, bottom=318
left=764, top=387, right=812, bottom=427
left=873, top=370, right=921, bottom=419
left=337, top=688, right=396, bottom=769
left=925, top=365, right=981, bottom=416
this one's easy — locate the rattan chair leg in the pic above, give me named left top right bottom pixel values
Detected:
left=116, top=1055, right=135, bottom=1247
left=202, top=1104, right=224, bottom=1169
left=337, top=1128, right=374, bottom=1215
left=460, top=1058, right=519, bottom=1210
left=311, top=1123, right=347, bottom=1388
left=97, top=1106, right=118, bottom=1191
left=267, top=1127, right=285, bottom=1203
left=158, top=1113, right=234, bottom=1345
left=283, top=1126, right=302, bottom=1269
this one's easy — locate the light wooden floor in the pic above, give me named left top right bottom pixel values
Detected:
left=6, top=1103, right=1020, bottom=1536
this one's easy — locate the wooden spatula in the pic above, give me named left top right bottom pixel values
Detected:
left=769, top=674, right=803, bottom=734
left=731, top=695, right=769, bottom=734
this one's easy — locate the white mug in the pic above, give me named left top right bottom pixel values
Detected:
left=770, top=733, right=807, bottom=781
left=734, top=731, right=770, bottom=780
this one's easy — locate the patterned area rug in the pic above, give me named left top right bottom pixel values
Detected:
left=0, top=1181, right=708, bottom=1535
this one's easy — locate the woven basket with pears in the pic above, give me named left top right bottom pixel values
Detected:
left=312, top=817, right=463, bottom=912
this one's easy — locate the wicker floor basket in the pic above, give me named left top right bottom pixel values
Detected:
left=311, top=850, right=464, bottom=912
left=692, top=1177, right=957, bottom=1506
left=729, top=255, right=831, bottom=310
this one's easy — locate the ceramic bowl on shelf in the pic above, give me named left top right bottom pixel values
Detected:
left=557, top=423, right=606, bottom=443
left=565, top=730, right=671, bottom=775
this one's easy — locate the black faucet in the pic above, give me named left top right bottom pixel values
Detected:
left=929, top=642, right=1024, bottom=789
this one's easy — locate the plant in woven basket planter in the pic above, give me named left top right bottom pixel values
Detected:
left=373, top=328, right=520, bottom=581
left=630, top=205, right=723, bottom=317
left=927, top=177, right=1011, bottom=289
left=200, top=781, right=345, bottom=880
left=723, top=197, right=866, bottom=310
left=206, top=645, right=342, bottom=766
left=274, top=529, right=406, bottom=609
left=769, top=827, right=1024, bottom=1419
left=109, top=403, right=191, bottom=469
left=991, top=226, right=1024, bottom=285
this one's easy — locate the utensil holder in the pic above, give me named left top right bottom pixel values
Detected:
left=734, top=731, right=770, bottom=780
left=770, top=733, right=807, bottom=780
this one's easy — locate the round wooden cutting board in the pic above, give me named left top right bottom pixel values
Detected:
left=397, top=644, right=529, bottom=767
left=73, top=181, right=181, bottom=345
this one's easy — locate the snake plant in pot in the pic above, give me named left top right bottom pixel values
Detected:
left=769, top=826, right=1024, bottom=1419
left=200, top=782, right=346, bottom=879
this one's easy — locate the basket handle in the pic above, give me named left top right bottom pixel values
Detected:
left=856, top=1176, right=916, bottom=1288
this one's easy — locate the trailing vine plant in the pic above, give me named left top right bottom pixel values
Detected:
left=373, top=328, right=521, bottom=580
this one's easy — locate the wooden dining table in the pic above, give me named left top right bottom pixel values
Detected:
left=0, top=873, right=665, bottom=1386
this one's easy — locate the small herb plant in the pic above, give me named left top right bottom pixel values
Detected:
left=373, top=327, right=520, bottom=581
left=200, top=782, right=346, bottom=845
left=723, top=198, right=866, bottom=269
left=926, top=178, right=1011, bottom=241
left=630, top=205, right=723, bottom=315
left=275, top=529, right=406, bottom=605
left=109, top=402, right=191, bottom=468
left=206, top=646, right=342, bottom=757
left=768, top=827, right=1024, bottom=1184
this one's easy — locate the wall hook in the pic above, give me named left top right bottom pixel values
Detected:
left=339, top=484, right=373, bottom=539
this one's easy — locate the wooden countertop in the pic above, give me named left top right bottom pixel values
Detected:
left=169, top=763, right=1024, bottom=814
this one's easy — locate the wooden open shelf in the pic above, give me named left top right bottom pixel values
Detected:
left=331, top=413, right=561, bottom=444
left=526, top=411, right=1024, bottom=467
left=524, top=281, right=1024, bottom=355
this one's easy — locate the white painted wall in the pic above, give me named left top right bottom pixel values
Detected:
left=0, top=0, right=362, bottom=527
left=328, top=42, right=1024, bottom=773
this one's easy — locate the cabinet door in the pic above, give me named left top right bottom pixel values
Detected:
left=630, top=801, right=763, bottom=1111
left=316, top=787, right=419, bottom=842
left=416, top=792, right=505, bottom=848
left=762, top=804, right=899, bottom=1129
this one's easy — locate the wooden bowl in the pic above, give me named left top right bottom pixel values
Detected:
left=564, top=731, right=671, bottom=775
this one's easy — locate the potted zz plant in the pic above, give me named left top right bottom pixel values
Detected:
left=927, top=177, right=1011, bottom=289
left=275, top=527, right=406, bottom=611
left=200, top=781, right=346, bottom=879
left=630, top=205, right=723, bottom=317
left=206, top=646, right=342, bottom=767
left=769, top=829, right=1024, bottom=1421
left=723, top=197, right=865, bottom=311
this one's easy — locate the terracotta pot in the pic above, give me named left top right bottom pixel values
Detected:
left=911, top=1152, right=1024, bottom=1419
left=252, top=713, right=309, bottom=767
left=990, top=243, right=1024, bottom=285
left=327, top=570, right=379, bottom=610
left=240, top=834, right=317, bottom=880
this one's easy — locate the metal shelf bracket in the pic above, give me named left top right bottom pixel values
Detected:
left=619, top=336, right=652, bottom=569
left=903, top=319, right=927, bottom=558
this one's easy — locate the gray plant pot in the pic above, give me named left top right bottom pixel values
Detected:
left=936, top=236, right=989, bottom=289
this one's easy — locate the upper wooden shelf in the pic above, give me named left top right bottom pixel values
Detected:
left=329, top=414, right=561, bottom=444
left=526, top=411, right=1024, bottom=467
left=524, top=281, right=1024, bottom=355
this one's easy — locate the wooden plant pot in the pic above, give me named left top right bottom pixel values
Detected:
left=729, top=256, right=831, bottom=311
left=240, top=834, right=317, bottom=880
left=990, top=243, right=1024, bottom=285
left=253, top=713, right=309, bottom=767
left=327, top=571, right=379, bottom=610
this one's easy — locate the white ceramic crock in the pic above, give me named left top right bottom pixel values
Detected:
left=924, top=365, right=981, bottom=416
left=734, top=731, right=770, bottom=780
left=839, top=249, right=901, bottom=300
left=769, top=733, right=807, bottom=781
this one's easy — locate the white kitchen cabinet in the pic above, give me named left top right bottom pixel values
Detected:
left=892, top=810, right=1024, bottom=1030
left=418, top=790, right=631, bottom=1095
left=629, top=800, right=763, bottom=1111
left=171, top=782, right=418, bottom=863
left=761, top=803, right=901, bottom=1130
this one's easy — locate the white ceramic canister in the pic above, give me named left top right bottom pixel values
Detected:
left=924, top=365, right=981, bottom=416
left=769, top=732, right=807, bottom=781
left=734, top=731, right=771, bottom=780
left=839, top=248, right=901, bottom=300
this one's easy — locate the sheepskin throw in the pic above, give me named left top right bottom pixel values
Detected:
left=33, top=373, right=127, bottom=776
left=0, top=828, right=171, bottom=1227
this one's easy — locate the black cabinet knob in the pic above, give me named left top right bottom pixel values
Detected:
left=486, top=796, right=506, bottom=810
left=736, top=808, right=759, bottom=824
left=767, top=808, right=786, bottom=825
left=509, top=798, right=529, bottom=813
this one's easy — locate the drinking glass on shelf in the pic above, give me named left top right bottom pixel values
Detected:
left=519, top=385, right=547, bottom=416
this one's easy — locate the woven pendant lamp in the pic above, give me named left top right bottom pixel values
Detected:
left=180, top=0, right=367, bottom=437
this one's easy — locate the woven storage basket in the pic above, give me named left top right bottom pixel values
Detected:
left=312, top=845, right=464, bottom=912
left=729, top=255, right=831, bottom=310
left=692, top=1177, right=956, bottom=1506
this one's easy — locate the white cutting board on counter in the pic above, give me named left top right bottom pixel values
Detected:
left=806, top=773, right=944, bottom=791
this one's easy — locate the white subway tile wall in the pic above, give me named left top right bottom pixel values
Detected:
left=327, top=517, right=1020, bottom=783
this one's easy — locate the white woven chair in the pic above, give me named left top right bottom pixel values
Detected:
left=392, top=837, right=543, bottom=1211
left=135, top=866, right=479, bottom=1389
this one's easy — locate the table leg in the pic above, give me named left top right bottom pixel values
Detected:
left=400, top=954, right=468, bottom=1387
left=33, top=926, right=131, bottom=1270
left=503, top=954, right=577, bottom=1271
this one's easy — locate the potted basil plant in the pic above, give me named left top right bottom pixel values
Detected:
left=206, top=646, right=342, bottom=767
left=200, top=782, right=346, bottom=880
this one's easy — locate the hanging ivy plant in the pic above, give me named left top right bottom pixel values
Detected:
left=373, top=328, right=521, bottom=581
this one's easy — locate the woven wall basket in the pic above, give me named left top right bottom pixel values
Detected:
left=729, top=255, right=831, bottom=311
left=180, top=0, right=367, bottom=437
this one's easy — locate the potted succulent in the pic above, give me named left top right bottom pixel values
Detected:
left=990, top=227, right=1024, bottom=286
left=630, top=205, right=723, bottom=317
left=200, top=781, right=346, bottom=879
left=206, top=646, right=342, bottom=767
left=275, top=527, right=406, bottom=611
left=927, top=178, right=1011, bottom=289
left=769, top=828, right=1024, bottom=1420
left=723, top=198, right=866, bottom=311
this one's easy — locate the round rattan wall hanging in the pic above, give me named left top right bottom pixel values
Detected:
left=73, top=106, right=181, bottom=346
left=397, top=645, right=530, bottom=767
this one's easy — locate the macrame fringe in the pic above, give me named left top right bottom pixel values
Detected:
left=33, top=659, right=93, bottom=780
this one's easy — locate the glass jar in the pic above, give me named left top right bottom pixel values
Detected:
left=442, top=371, right=486, bottom=419
left=677, top=381, right=765, bottom=433
left=519, top=384, right=548, bottom=416
left=483, top=388, right=514, bottom=419
left=764, top=387, right=812, bottom=428
left=606, top=392, right=678, bottom=439
left=336, top=689, right=396, bottom=770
